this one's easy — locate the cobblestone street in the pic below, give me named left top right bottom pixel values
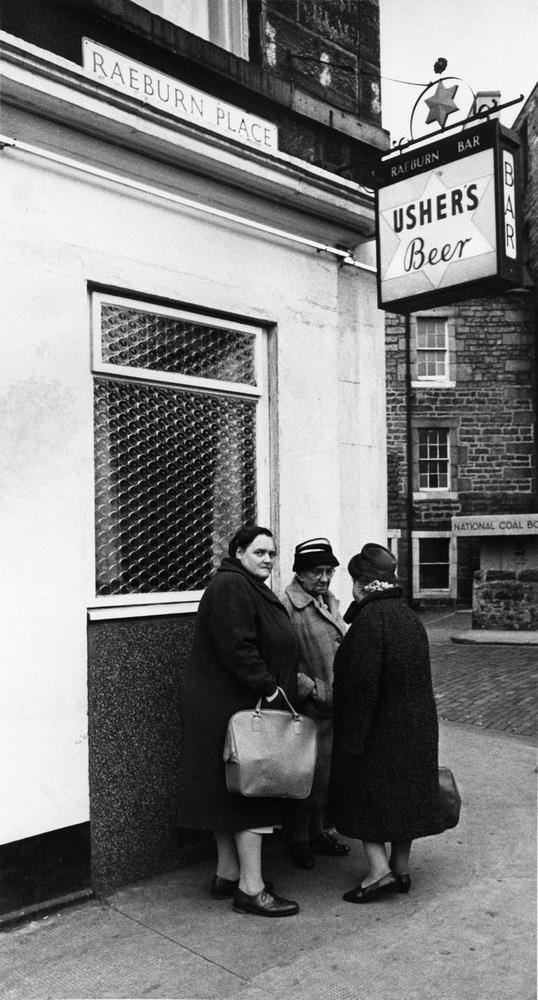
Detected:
left=423, top=610, right=537, bottom=743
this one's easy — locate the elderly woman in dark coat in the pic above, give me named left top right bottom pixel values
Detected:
left=329, top=543, right=440, bottom=903
left=178, top=524, right=300, bottom=918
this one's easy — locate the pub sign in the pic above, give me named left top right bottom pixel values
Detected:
left=375, top=119, right=524, bottom=312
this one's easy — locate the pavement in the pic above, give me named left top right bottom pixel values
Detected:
left=421, top=607, right=538, bottom=646
left=1, top=611, right=536, bottom=1000
left=424, top=609, right=537, bottom=743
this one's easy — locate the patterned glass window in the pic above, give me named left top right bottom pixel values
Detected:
left=92, top=295, right=267, bottom=597
left=418, top=428, right=449, bottom=490
left=100, top=304, right=256, bottom=384
left=416, top=317, right=448, bottom=379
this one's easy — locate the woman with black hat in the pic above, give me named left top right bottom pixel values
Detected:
left=281, top=537, right=350, bottom=869
left=329, top=543, right=440, bottom=903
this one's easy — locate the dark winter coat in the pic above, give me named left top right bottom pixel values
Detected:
left=329, top=587, right=440, bottom=842
left=177, top=558, right=299, bottom=832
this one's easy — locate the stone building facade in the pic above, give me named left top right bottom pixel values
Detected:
left=386, top=88, right=538, bottom=606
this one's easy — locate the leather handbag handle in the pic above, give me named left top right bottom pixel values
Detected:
left=254, top=686, right=300, bottom=720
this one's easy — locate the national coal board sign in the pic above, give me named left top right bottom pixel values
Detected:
left=375, top=120, right=524, bottom=312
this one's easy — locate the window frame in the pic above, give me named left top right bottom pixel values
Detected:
left=209, top=0, right=249, bottom=58
left=387, top=528, right=401, bottom=560
left=89, top=291, right=270, bottom=616
left=411, top=312, right=456, bottom=388
left=132, top=1, right=249, bottom=59
left=417, top=427, right=450, bottom=493
left=412, top=417, right=459, bottom=500
left=412, top=531, right=457, bottom=599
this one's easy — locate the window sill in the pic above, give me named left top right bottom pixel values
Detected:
left=88, top=598, right=201, bottom=620
left=412, top=381, right=456, bottom=389
left=413, top=492, right=458, bottom=501
left=416, top=589, right=453, bottom=598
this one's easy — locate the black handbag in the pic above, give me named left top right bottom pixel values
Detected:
left=437, top=766, right=462, bottom=830
left=223, top=687, right=318, bottom=799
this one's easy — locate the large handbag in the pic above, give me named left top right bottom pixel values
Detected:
left=223, top=687, right=318, bottom=799
left=437, top=766, right=462, bottom=831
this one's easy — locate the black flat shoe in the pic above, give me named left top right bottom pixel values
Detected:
left=290, top=843, right=315, bottom=869
left=312, top=831, right=350, bottom=856
left=233, top=887, right=299, bottom=917
left=342, top=873, right=397, bottom=904
left=394, top=873, right=411, bottom=894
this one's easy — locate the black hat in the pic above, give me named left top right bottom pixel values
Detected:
left=293, top=537, right=339, bottom=572
left=348, top=543, right=397, bottom=583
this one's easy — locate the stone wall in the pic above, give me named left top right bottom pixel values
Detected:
left=263, top=0, right=381, bottom=122
left=87, top=613, right=212, bottom=893
left=473, top=569, right=538, bottom=630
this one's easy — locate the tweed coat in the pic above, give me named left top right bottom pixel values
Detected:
left=281, top=577, right=346, bottom=806
left=177, top=557, right=299, bottom=832
left=329, top=587, right=440, bottom=842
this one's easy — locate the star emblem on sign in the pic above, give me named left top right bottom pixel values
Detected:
left=425, top=81, right=459, bottom=127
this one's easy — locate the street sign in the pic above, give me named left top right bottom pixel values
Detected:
left=375, top=120, right=524, bottom=312
left=452, top=514, right=538, bottom=536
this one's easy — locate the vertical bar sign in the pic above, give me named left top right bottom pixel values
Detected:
left=502, top=149, right=517, bottom=260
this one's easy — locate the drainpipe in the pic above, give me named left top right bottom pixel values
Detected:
left=405, top=312, right=414, bottom=606
left=534, top=290, right=538, bottom=507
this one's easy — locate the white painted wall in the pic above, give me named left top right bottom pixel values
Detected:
left=337, top=264, right=388, bottom=597
left=0, top=115, right=387, bottom=843
left=0, top=167, right=95, bottom=842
